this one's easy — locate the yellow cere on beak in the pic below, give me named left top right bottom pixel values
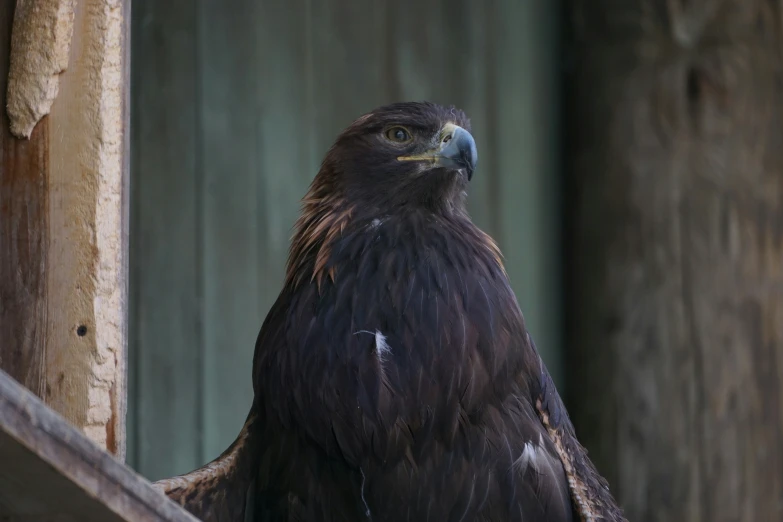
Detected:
left=396, top=123, right=460, bottom=164
left=397, top=123, right=478, bottom=179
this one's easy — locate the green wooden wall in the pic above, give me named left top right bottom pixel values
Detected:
left=129, top=0, right=561, bottom=480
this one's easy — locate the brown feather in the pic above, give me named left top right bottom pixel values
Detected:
left=531, top=335, right=627, bottom=522
left=153, top=410, right=261, bottom=521
left=285, top=182, right=355, bottom=291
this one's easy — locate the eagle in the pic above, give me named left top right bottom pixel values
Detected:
left=154, top=102, right=625, bottom=522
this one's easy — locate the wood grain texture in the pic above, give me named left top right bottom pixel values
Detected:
left=1, top=0, right=130, bottom=456
left=128, top=0, right=202, bottom=479
left=565, top=1, right=783, bottom=520
left=45, top=0, right=129, bottom=457
left=0, top=368, right=198, bottom=522
left=0, top=0, right=50, bottom=399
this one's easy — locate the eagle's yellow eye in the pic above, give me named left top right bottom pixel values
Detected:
left=386, top=126, right=412, bottom=143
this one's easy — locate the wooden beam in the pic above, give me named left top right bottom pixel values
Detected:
left=0, top=368, right=198, bottom=521
left=565, top=1, right=783, bottom=519
left=0, top=0, right=129, bottom=456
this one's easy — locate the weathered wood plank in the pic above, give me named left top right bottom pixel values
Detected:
left=0, top=368, right=198, bottom=521
left=129, top=0, right=202, bottom=479
left=45, top=0, right=129, bottom=457
left=0, top=0, right=50, bottom=399
left=566, top=1, right=783, bottom=519
left=1, top=0, right=130, bottom=456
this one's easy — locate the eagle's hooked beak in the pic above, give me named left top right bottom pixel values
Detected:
left=397, top=123, right=478, bottom=180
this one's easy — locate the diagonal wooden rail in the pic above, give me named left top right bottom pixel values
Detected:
left=0, top=368, right=198, bottom=521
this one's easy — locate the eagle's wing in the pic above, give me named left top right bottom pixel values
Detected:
left=153, top=293, right=295, bottom=522
left=152, top=409, right=261, bottom=521
left=530, top=335, right=627, bottom=522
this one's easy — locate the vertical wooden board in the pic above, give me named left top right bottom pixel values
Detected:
left=129, top=0, right=202, bottom=480
left=3, top=0, right=129, bottom=455
left=0, top=0, right=49, bottom=397
left=567, top=2, right=783, bottom=519
left=309, top=0, right=389, bottom=157
left=45, top=0, right=129, bottom=457
left=198, top=0, right=263, bottom=461
left=491, top=1, right=563, bottom=386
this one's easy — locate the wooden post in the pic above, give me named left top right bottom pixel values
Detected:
left=0, top=0, right=129, bottom=458
left=565, top=1, right=783, bottom=520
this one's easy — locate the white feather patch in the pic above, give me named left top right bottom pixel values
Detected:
left=354, top=329, right=391, bottom=360
left=373, top=330, right=391, bottom=360
left=513, top=441, right=542, bottom=474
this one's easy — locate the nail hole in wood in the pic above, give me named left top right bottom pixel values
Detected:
left=686, top=67, right=701, bottom=103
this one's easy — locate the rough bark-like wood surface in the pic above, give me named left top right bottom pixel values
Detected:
left=7, top=0, right=75, bottom=138
left=565, top=2, right=783, bottom=521
left=0, top=0, right=51, bottom=408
